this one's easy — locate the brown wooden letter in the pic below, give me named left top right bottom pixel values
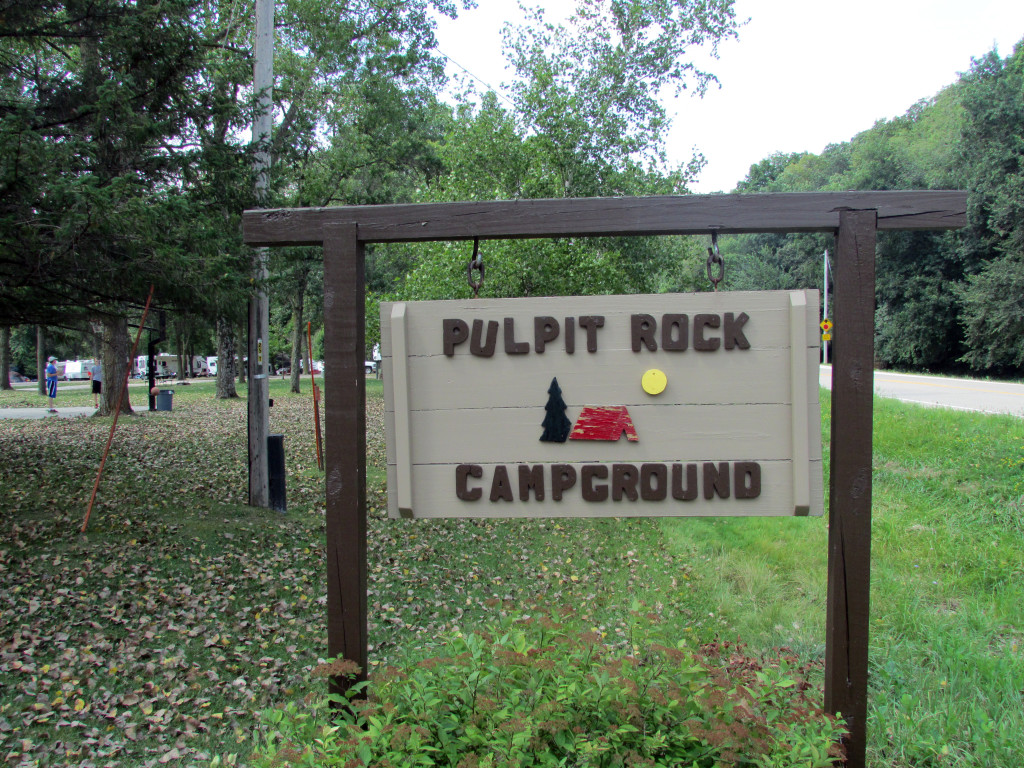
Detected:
left=552, top=464, right=577, bottom=500
left=661, top=314, right=688, bottom=351
left=734, top=461, right=761, bottom=498
left=631, top=314, right=657, bottom=352
left=640, top=463, right=668, bottom=501
left=534, top=317, right=559, bottom=353
left=518, top=464, right=545, bottom=501
left=456, top=464, right=483, bottom=500
left=443, top=319, right=469, bottom=356
left=612, top=464, right=639, bottom=501
left=581, top=465, right=609, bottom=501
left=672, top=463, right=698, bottom=501
left=564, top=317, right=575, bottom=354
left=578, top=316, right=605, bottom=353
left=724, top=312, right=751, bottom=350
left=703, top=461, right=730, bottom=499
left=504, top=317, right=529, bottom=354
left=694, top=314, right=721, bottom=351
left=489, top=465, right=514, bottom=502
left=470, top=319, right=498, bottom=357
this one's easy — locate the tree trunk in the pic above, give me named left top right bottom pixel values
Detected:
left=289, top=288, right=304, bottom=394
left=99, top=315, right=132, bottom=416
left=0, top=326, right=12, bottom=390
left=36, top=326, right=46, bottom=396
left=216, top=317, right=238, bottom=399
left=175, top=331, right=185, bottom=382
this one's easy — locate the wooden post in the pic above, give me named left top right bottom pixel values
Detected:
left=322, top=223, right=368, bottom=695
left=825, top=209, right=877, bottom=768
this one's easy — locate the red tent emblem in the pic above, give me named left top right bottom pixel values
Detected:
left=569, top=406, right=639, bottom=442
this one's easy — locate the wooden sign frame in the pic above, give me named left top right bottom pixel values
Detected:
left=243, top=190, right=967, bottom=768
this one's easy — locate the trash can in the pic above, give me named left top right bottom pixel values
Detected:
left=156, top=389, right=174, bottom=411
left=268, top=434, right=287, bottom=512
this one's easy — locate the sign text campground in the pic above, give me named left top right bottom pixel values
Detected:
left=381, top=291, right=822, bottom=519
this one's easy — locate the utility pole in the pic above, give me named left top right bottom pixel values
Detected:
left=248, top=0, right=273, bottom=507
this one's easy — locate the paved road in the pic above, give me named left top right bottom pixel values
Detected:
left=2, top=380, right=165, bottom=420
left=0, top=406, right=98, bottom=420
left=820, top=365, right=1024, bottom=417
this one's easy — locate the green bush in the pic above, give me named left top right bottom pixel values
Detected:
left=247, top=617, right=845, bottom=768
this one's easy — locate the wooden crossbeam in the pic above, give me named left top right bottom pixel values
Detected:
left=243, top=190, right=966, bottom=246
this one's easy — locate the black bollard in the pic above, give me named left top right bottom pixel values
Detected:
left=268, top=433, right=287, bottom=512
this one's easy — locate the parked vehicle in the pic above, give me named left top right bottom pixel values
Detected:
left=135, top=354, right=177, bottom=379
left=62, top=359, right=95, bottom=380
left=134, top=354, right=212, bottom=379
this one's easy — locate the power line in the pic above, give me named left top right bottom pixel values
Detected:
left=437, top=48, right=517, bottom=109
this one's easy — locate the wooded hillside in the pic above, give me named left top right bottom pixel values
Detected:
left=724, top=41, right=1024, bottom=375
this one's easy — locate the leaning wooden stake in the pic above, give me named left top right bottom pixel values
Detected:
left=81, top=285, right=155, bottom=533
left=307, top=321, right=323, bottom=471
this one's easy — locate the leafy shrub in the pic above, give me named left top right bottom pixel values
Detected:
left=249, top=618, right=845, bottom=768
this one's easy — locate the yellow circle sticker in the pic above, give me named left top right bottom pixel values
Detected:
left=642, top=368, right=667, bottom=395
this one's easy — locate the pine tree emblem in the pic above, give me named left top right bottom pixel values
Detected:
left=540, top=377, right=572, bottom=443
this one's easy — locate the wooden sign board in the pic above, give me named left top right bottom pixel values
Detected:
left=381, top=290, right=822, bottom=519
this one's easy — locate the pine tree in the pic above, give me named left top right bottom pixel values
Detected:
left=540, top=377, right=572, bottom=443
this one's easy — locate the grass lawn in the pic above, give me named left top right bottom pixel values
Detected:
left=1, top=378, right=1022, bottom=767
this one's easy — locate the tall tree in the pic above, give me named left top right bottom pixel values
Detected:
left=382, top=0, right=739, bottom=306
left=0, top=327, right=12, bottom=390
left=955, top=42, right=1024, bottom=372
left=0, top=0, right=222, bottom=324
left=98, top=315, right=132, bottom=415
left=215, top=316, right=238, bottom=399
left=501, top=0, right=738, bottom=198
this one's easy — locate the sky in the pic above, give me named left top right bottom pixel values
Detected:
left=433, top=0, right=1024, bottom=193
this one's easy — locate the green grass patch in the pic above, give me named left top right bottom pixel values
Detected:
left=650, top=393, right=1024, bottom=767
left=2, top=381, right=1022, bottom=766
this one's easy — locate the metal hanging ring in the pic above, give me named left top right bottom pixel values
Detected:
left=467, top=238, right=484, bottom=298
left=706, top=229, right=724, bottom=291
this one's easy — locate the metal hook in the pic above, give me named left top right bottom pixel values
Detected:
left=706, top=229, right=724, bottom=291
left=467, top=238, right=484, bottom=298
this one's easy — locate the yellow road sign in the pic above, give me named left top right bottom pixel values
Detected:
left=820, top=319, right=833, bottom=331
left=822, top=332, right=832, bottom=341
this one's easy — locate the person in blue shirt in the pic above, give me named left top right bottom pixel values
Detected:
left=45, top=356, right=58, bottom=412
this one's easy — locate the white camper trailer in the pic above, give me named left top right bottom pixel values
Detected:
left=61, top=359, right=95, bottom=380
left=135, top=355, right=178, bottom=379
left=135, top=354, right=212, bottom=379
